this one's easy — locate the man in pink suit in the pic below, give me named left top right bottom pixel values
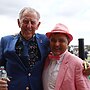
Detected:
left=43, top=23, right=90, bottom=90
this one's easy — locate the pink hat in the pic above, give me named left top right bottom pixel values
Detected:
left=46, top=23, right=73, bottom=44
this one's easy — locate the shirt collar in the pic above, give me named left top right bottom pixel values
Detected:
left=57, top=49, right=68, bottom=64
left=19, top=32, right=36, bottom=45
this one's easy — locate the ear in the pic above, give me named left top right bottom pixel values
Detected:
left=17, top=19, right=20, bottom=28
left=36, top=22, right=41, bottom=30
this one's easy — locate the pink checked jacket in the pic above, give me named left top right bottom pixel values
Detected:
left=43, top=51, right=90, bottom=90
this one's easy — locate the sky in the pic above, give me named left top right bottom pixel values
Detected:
left=0, top=0, right=90, bottom=45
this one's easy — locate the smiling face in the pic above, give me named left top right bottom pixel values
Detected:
left=17, top=9, right=40, bottom=40
left=50, top=33, right=69, bottom=56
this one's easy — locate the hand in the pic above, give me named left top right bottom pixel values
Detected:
left=83, top=61, right=90, bottom=75
left=0, top=78, right=10, bottom=90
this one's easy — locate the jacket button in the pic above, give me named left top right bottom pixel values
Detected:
left=28, top=73, right=31, bottom=76
left=26, top=86, right=29, bottom=90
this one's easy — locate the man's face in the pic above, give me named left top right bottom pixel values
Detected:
left=50, top=33, right=69, bottom=56
left=18, top=10, right=40, bottom=40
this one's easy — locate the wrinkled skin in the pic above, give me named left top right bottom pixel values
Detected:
left=17, top=10, right=40, bottom=40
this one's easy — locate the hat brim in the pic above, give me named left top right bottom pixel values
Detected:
left=46, top=31, right=73, bottom=43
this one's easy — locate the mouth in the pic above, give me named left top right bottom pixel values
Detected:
left=54, top=48, right=62, bottom=54
left=55, top=47, right=61, bottom=51
left=52, top=49, right=60, bottom=53
left=24, top=29, right=33, bottom=33
left=28, top=29, right=32, bottom=31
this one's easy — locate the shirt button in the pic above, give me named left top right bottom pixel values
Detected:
left=28, top=73, right=31, bottom=76
left=26, top=87, right=29, bottom=90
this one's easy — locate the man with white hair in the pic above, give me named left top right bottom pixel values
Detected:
left=0, top=7, right=50, bottom=90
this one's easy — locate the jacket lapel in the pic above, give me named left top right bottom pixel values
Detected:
left=36, top=35, right=43, bottom=59
left=9, top=36, right=18, bottom=51
left=55, top=52, right=70, bottom=90
left=8, top=35, right=27, bottom=71
left=36, top=34, right=48, bottom=61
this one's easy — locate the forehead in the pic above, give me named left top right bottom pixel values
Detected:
left=20, top=10, right=38, bottom=20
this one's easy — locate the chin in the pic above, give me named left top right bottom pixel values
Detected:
left=55, top=51, right=61, bottom=55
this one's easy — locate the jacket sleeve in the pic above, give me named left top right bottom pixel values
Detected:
left=75, top=60, right=90, bottom=90
left=0, top=37, right=6, bottom=67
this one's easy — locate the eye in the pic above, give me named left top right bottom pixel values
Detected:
left=58, top=39, right=66, bottom=43
left=50, top=38, right=57, bottom=43
left=31, top=21, right=36, bottom=25
left=23, top=19, right=29, bottom=24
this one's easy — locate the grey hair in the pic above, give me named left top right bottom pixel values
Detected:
left=19, top=7, right=40, bottom=20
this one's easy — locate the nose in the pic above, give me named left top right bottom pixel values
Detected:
left=27, top=21, right=32, bottom=28
left=55, top=41, right=60, bottom=46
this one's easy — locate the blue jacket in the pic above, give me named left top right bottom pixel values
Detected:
left=0, top=33, right=50, bottom=90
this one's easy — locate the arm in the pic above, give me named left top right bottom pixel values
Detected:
left=0, top=37, right=7, bottom=66
left=83, top=61, right=90, bottom=75
left=0, top=38, right=9, bottom=90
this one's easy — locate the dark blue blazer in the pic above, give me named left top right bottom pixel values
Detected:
left=0, top=33, right=50, bottom=90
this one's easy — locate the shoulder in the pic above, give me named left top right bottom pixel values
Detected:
left=67, top=52, right=83, bottom=67
left=0, top=33, right=19, bottom=44
left=36, top=33, right=49, bottom=43
left=1, top=33, right=19, bottom=40
left=68, top=52, right=83, bottom=62
left=36, top=33, right=48, bottom=39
